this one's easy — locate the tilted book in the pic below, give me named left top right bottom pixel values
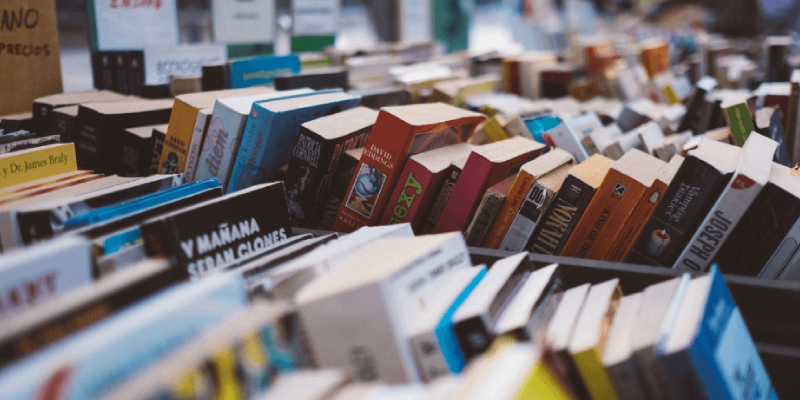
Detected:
left=181, top=107, right=212, bottom=180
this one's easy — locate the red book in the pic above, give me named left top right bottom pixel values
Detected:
left=378, top=143, right=474, bottom=231
left=432, top=136, right=546, bottom=234
left=331, top=103, right=485, bottom=233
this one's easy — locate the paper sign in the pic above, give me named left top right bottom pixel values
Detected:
left=143, top=45, right=226, bottom=85
left=88, top=0, right=179, bottom=51
left=398, top=0, right=432, bottom=42
left=292, top=0, right=339, bottom=35
left=212, top=0, right=275, bottom=44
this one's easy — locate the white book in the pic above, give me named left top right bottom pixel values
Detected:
left=674, top=134, right=777, bottom=272
left=583, top=123, right=622, bottom=155
left=565, top=113, right=603, bottom=138
left=297, top=233, right=472, bottom=384
left=635, top=121, right=666, bottom=156
left=183, top=107, right=212, bottom=182
left=0, top=236, right=92, bottom=320
left=192, top=89, right=314, bottom=189
left=492, top=264, right=559, bottom=336
left=602, top=129, right=643, bottom=160
left=542, top=119, right=589, bottom=162
left=603, top=293, right=647, bottom=400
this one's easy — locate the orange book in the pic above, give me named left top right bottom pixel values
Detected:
left=560, top=149, right=666, bottom=259
left=605, top=155, right=684, bottom=262
left=640, top=38, right=669, bottom=78
left=482, top=149, right=574, bottom=249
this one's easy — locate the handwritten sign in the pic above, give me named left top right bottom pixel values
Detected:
left=87, top=0, right=179, bottom=51
left=1, top=0, right=63, bottom=115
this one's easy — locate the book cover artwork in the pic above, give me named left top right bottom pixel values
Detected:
left=346, top=163, right=387, bottom=218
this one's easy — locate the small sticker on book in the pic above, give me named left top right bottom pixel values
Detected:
left=612, top=182, right=627, bottom=197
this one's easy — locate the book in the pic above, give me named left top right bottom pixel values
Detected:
left=625, top=139, right=741, bottom=267
left=351, top=87, right=414, bottom=109
left=482, top=148, right=573, bottom=250
left=0, top=143, right=77, bottom=190
left=0, top=236, right=92, bottom=320
left=636, top=122, right=667, bottom=156
left=653, top=132, right=692, bottom=161
left=32, top=90, right=129, bottom=136
left=582, top=124, right=622, bottom=156
left=181, top=107, right=212, bottom=181
left=606, top=155, right=685, bottom=262
left=430, top=75, right=500, bottom=107
left=419, top=156, right=468, bottom=234
left=492, top=264, right=561, bottom=337
left=0, top=259, right=180, bottom=368
left=228, top=90, right=362, bottom=193
left=452, top=252, right=531, bottom=361
left=118, top=124, right=165, bottom=177
left=333, top=103, right=485, bottom=232
left=674, top=134, right=776, bottom=272
left=159, top=88, right=273, bottom=175
left=656, top=267, right=777, bottom=400
left=0, top=170, right=93, bottom=199
left=464, top=175, right=515, bottom=247
left=568, top=279, right=623, bottom=400
left=75, top=99, right=173, bottom=174
left=297, top=232, right=472, bottom=383
left=602, top=293, right=646, bottom=400
left=721, top=96, right=755, bottom=146
left=192, top=88, right=315, bottom=191
left=317, top=147, right=363, bottom=230
left=379, top=143, right=475, bottom=231
left=141, top=182, right=292, bottom=279
left=560, top=149, right=667, bottom=260
left=228, top=54, right=302, bottom=88
left=541, top=118, right=590, bottom=163
left=252, top=370, right=349, bottom=400
left=275, top=67, right=349, bottom=91
left=0, top=272, right=248, bottom=400
left=0, top=135, right=60, bottom=155
left=285, top=107, right=377, bottom=227
left=602, top=129, right=645, bottom=160
left=755, top=107, right=791, bottom=167
left=434, top=137, right=545, bottom=234
left=52, top=106, right=80, bottom=143
left=149, top=124, right=167, bottom=175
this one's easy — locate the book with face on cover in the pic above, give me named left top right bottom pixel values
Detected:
left=332, top=103, right=485, bottom=233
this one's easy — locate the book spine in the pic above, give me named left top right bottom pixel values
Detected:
left=127, top=50, right=144, bottom=96
left=183, top=111, right=211, bottom=182
left=161, top=100, right=199, bottom=175
left=92, top=51, right=114, bottom=90
left=194, top=106, right=251, bottom=192
left=674, top=174, right=763, bottom=272
left=31, top=103, right=51, bottom=136
left=499, top=182, right=556, bottom=252
left=114, top=51, right=130, bottom=94
left=482, top=171, right=533, bottom=249
left=76, top=110, right=103, bottom=171
left=625, top=157, right=731, bottom=267
left=606, top=360, right=647, bottom=400
left=377, top=159, right=434, bottom=227
left=419, top=164, right=461, bottom=234
left=409, top=331, right=449, bottom=382
left=51, top=111, right=76, bottom=143
left=464, top=189, right=505, bottom=247
left=315, top=152, right=361, bottom=230
left=118, top=134, right=147, bottom=177
left=758, top=215, right=800, bottom=279
left=435, top=156, right=500, bottom=234
left=285, top=130, right=331, bottom=227
left=0, top=136, right=59, bottom=155
left=452, top=316, right=494, bottom=362
left=656, top=350, right=707, bottom=400
left=572, top=349, right=620, bottom=400
left=149, top=128, right=167, bottom=176
left=634, top=347, right=675, bottom=400
left=606, top=180, right=668, bottom=262
left=723, top=103, right=754, bottom=147
left=528, top=176, right=595, bottom=256
left=225, top=106, right=279, bottom=193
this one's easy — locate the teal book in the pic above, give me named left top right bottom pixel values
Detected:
left=228, top=54, right=301, bottom=88
left=0, top=272, right=248, bottom=400
left=656, top=265, right=777, bottom=400
left=227, top=90, right=361, bottom=193
left=437, top=266, right=487, bottom=373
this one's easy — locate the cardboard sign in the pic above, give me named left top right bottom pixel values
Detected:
left=0, top=0, right=63, bottom=115
left=87, top=0, right=179, bottom=51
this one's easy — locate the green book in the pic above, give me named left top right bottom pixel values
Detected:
left=722, top=100, right=755, bottom=147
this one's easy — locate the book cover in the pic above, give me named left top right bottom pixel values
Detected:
left=419, top=156, right=468, bottom=234
left=541, top=119, right=590, bottom=163
left=332, top=103, right=486, bottom=232
left=288, top=108, right=376, bottom=227
left=379, top=143, right=475, bottom=231
left=626, top=139, right=741, bottom=267
left=316, top=148, right=362, bottom=230
left=228, top=54, right=301, bottom=88
left=75, top=99, right=173, bottom=174
left=755, top=108, right=791, bottom=167
left=0, top=143, right=77, bottom=190
left=228, top=91, right=361, bottom=193
left=607, top=155, right=685, bottom=262
left=192, top=89, right=315, bottom=191
left=561, top=150, right=666, bottom=260
left=434, top=136, right=545, bottom=234
left=141, top=182, right=292, bottom=279
left=182, top=108, right=213, bottom=181
left=464, top=175, right=515, bottom=247
left=722, top=100, right=755, bottom=147
left=0, top=236, right=92, bottom=321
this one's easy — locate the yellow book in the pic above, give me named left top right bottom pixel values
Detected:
left=483, top=117, right=510, bottom=143
left=513, top=361, right=572, bottom=400
left=0, top=143, right=77, bottom=189
left=159, top=87, right=272, bottom=174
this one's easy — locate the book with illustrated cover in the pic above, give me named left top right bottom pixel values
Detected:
left=332, top=103, right=485, bottom=232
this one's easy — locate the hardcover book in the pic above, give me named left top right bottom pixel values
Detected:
left=75, top=99, right=174, bottom=174
left=228, top=90, right=361, bottom=193
left=528, top=154, right=614, bottom=256
left=434, top=136, right=545, bottom=234
left=332, top=103, right=485, bottom=232
left=379, top=143, right=475, bottom=232
left=560, top=149, right=666, bottom=260
left=625, top=139, right=741, bottom=267
left=674, top=134, right=776, bottom=272
left=141, top=182, right=292, bottom=279
left=317, top=148, right=363, bottom=230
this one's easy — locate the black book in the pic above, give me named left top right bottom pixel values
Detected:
left=275, top=67, right=348, bottom=91
left=714, top=163, right=800, bottom=277
left=451, top=252, right=532, bottom=361
left=0, top=112, right=33, bottom=134
left=119, top=124, right=164, bottom=177
left=285, top=107, right=376, bottom=227
left=677, top=76, right=717, bottom=135
left=528, top=154, right=613, bottom=256
left=625, top=139, right=740, bottom=267
left=141, top=182, right=293, bottom=279
left=202, top=62, right=229, bottom=91
left=348, top=87, right=413, bottom=109
left=51, top=105, right=79, bottom=143
left=767, top=37, right=791, bottom=82
left=0, top=129, right=35, bottom=144
left=113, top=51, right=131, bottom=94
left=34, top=91, right=131, bottom=139
left=140, top=84, right=171, bottom=99
left=316, top=147, right=362, bottom=230
left=149, top=124, right=168, bottom=176
left=75, top=99, right=173, bottom=174
left=91, top=51, right=114, bottom=90
left=419, top=156, right=468, bottom=234
left=127, top=50, right=145, bottom=96
left=0, top=259, right=184, bottom=369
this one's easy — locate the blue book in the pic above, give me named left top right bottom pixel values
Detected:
left=523, top=115, right=561, bottom=147
left=63, top=179, right=222, bottom=230
left=227, top=90, right=361, bottom=193
left=656, top=265, right=777, bottom=400
left=228, top=54, right=301, bottom=88
left=437, top=265, right=487, bottom=373
left=0, top=272, right=248, bottom=400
